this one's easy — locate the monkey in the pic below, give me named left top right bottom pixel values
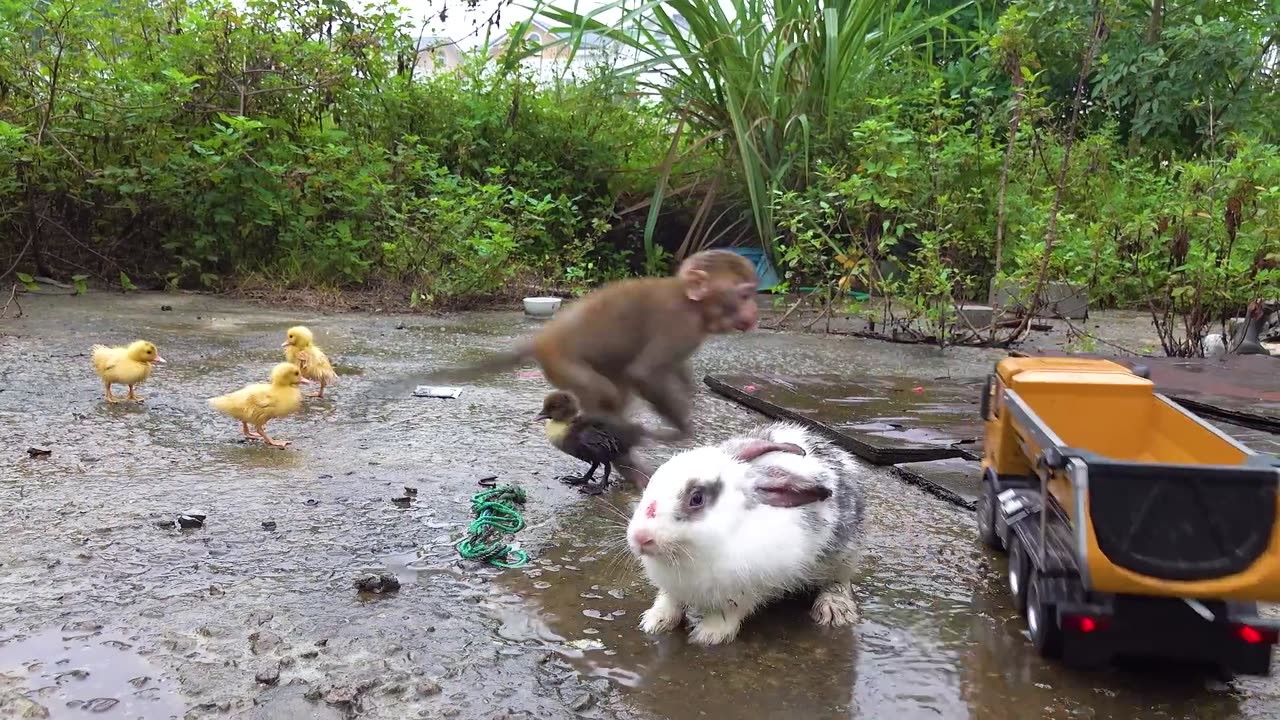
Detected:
left=393, top=249, right=760, bottom=443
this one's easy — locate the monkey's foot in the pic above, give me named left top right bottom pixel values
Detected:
left=556, top=474, right=592, bottom=486
left=578, top=481, right=608, bottom=496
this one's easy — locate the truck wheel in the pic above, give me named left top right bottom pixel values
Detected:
left=1026, top=569, right=1064, bottom=659
left=976, top=477, right=1003, bottom=551
left=1007, top=532, right=1030, bottom=613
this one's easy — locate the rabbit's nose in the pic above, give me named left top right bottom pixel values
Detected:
left=629, top=528, right=656, bottom=554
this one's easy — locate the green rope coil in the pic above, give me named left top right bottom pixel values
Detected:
left=456, top=484, right=529, bottom=568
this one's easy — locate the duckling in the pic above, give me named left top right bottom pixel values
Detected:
left=208, top=362, right=312, bottom=447
left=282, top=326, right=338, bottom=398
left=91, top=340, right=166, bottom=403
left=535, top=390, right=648, bottom=495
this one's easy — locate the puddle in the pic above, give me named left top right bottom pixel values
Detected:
left=0, top=628, right=183, bottom=719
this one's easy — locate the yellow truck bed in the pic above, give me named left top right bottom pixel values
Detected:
left=983, top=356, right=1280, bottom=602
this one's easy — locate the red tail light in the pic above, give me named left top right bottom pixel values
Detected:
left=1064, top=614, right=1108, bottom=634
left=1235, top=624, right=1279, bottom=645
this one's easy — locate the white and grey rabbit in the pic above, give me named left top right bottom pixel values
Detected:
left=626, top=420, right=865, bottom=645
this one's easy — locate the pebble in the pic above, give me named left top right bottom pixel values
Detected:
left=568, top=693, right=595, bottom=712
left=299, top=650, right=319, bottom=660
left=262, top=521, right=277, bottom=531
left=440, top=707, right=461, bottom=718
left=160, top=305, right=173, bottom=311
left=84, top=698, right=119, bottom=712
left=353, top=573, right=400, bottom=594
left=415, top=680, right=442, bottom=697
left=255, top=665, right=280, bottom=686
left=249, top=630, right=282, bottom=655
left=177, top=514, right=206, bottom=529
left=26, top=447, right=52, bottom=458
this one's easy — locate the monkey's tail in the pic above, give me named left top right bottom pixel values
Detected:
left=377, top=343, right=535, bottom=396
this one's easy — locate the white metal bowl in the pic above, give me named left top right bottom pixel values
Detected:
left=523, top=296, right=562, bottom=318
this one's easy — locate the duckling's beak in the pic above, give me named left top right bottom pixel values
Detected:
left=298, top=377, right=314, bottom=385
left=281, top=341, right=291, bottom=347
left=154, top=355, right=167, bottom=364
left=534, top=412, right=549, bottom=422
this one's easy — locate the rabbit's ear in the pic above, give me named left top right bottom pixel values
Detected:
left=731, top=440, right=805, bottom=463
left=752, top=466, right=831, bottom=508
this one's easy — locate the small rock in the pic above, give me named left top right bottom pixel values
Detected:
left=314, top=638, right=329, bottom=647
left=247, top=610, right=274, bottom=626
left=279, top=656, right=296, bottom=669
left=0, top=692, right=50, bottom=719
left=382, top=684, right=405, bottom=696
left=209, top=584, right=225, bottom=597
left=353, top=574, right=400, bottom=594
left=304, top=499, right=319, bottom=507
left=568, top=693, right=595, bottom=712
left=391, top=496, right=412, bottom=507
left=26, top=447, right=51, bottom=458
left=61, top=621, right=102, bottom=634
left=255, top=665, right=280, bottom=686
left=415, top=680, right=442, bottom=697
left=249, top=630, right=282, bottom=655
left=55, top=669, right=90, bottom=683
left=318, top=474, right=333, bottom=479
left=160, top=305, right=173, bottom=311
left=440, top=707, right=461, bottom=718
left=396, top=323, right=407, bottom=330
left=299, top=650, right=319, bottom=660
left=84, top=698, right=119, bottom=713
left=304, top=685, right=323, bottom=701
left=128, top=676, right=150, bottom=689
left=177, top=514, right=206, bottom=529
left=404, top=486, right=418, bottom=496
left=261, top=521, right=277, bottom=531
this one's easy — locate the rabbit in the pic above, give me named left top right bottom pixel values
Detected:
left=626, top=420, right=865, bottom=645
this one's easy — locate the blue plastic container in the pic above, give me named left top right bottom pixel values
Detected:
left=726, top=246, right=782, bottom=291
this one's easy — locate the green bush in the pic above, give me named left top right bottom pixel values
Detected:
left=0, top=0, right=666, bottom=301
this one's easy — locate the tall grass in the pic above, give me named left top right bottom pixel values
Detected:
left=520, top=0, right=965, bottom=266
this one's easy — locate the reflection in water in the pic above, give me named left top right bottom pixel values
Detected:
left=0, top=628, right=183, bottom=719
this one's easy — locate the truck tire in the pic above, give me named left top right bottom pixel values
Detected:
left=976, top=476, right=1003, bottom=551
left=1007, top=531, right=1030, bottom=613
left=1026, top=569, right=1064, bottom=659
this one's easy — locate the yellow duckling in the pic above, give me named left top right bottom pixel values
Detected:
left=208, top=362, right=312, bottom=448
left=282, top=326, right=337, bottom=399
left=91, top=340, right=166, bottom=403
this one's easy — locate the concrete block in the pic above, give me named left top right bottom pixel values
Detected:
left=990, top=278, right=1090, bottom=320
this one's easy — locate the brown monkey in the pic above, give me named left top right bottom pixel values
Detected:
left=399, top=250, right=760, bottom=443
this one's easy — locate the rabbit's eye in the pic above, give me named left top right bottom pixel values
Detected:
left=687, top=489, right=705, bottom=509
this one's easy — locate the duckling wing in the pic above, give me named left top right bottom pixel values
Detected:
left=298, top=347, right=337, bottom=383
left=568, top=417, right=639, bottom=462
left=91, top=345, right=123, bottom=374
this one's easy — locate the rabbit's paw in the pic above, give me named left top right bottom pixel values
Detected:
left=688, top=610, right=743, bottom=646
left=640, top=593, right=683, bottom=635
left=811, top=587, right=859, bottom=627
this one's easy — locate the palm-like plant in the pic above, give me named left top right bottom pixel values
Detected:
left=513, top=0, right=964, bottom=267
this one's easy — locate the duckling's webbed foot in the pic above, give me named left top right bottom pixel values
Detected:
left=104, top=382, right=119, bottom=403
left=126, top=384, right=145, bottom=403
left=239, top=422, right=261, bottom=440
left=558, top=462, right=599, bottom=487
left=255, top=424, right=291, bottom=448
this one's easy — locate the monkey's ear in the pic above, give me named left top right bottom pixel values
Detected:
left=679, top=266, right=712, bottom=302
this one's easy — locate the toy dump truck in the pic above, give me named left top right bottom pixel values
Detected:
left=976, top=356, right=1280, bottom=675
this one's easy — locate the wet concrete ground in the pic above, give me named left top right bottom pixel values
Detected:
left=1, top=292, right=1277, bottom=720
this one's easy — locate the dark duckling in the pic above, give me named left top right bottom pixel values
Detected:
left=535, top=391, right=647, bottom=495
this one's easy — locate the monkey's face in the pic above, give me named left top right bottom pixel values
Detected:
left=704, top=280, right=759, bottom=334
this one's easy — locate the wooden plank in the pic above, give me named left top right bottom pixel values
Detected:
left=890, top=457, right=982, bottom=510
left=704, top=374, right=984, bottom=466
